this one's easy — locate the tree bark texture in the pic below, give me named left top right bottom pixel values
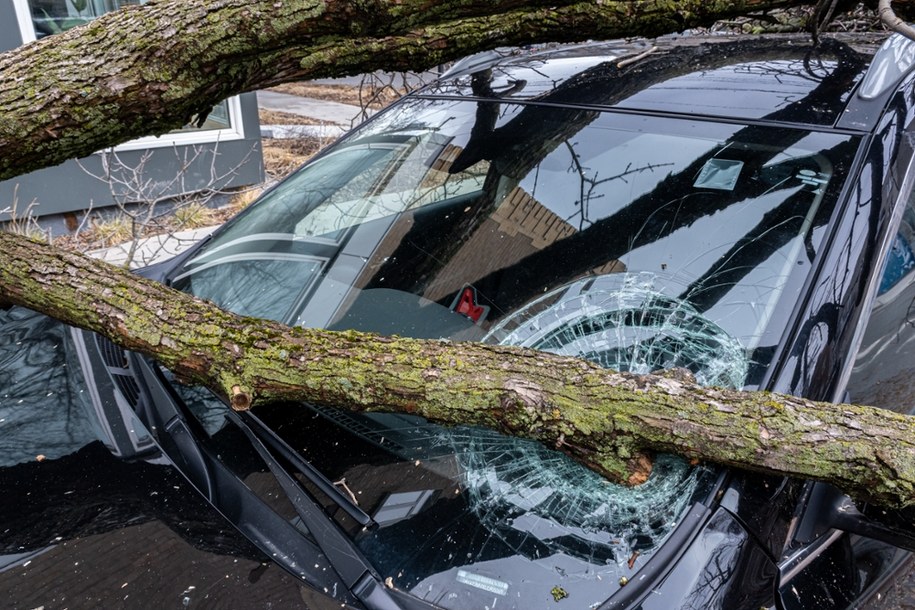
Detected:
left=2, top=229, right=915, bottom=508
left=0, top=0, right=843, bottom=181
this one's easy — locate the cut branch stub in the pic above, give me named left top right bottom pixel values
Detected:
left=230, top=385, right=252, bottom=411
left=3, top=230, right=915, bottom=507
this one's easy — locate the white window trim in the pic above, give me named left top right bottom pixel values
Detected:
left=12, top=0, right=246, bottom=151
left=12, top=0, right=35, bottom=43
left=107, top=98, right=246, bottom=151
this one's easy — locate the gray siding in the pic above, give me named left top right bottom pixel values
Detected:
left=0, top=94, right=264, bottom=221
left=0, top=3, right=25, bottom=51
left=0, top=4, right=265, bottom=222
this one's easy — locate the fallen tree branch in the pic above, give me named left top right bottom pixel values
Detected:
left=1, top=230, right=914, bottom=508
left=0, top=0, right=814, bottom=181
left=879, top=0, right=915, bottom=40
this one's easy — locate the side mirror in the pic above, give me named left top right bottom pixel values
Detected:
left=795, top=482, right=915, bottom=552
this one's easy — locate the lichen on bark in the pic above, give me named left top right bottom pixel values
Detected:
left=2, top=229, right=915, bottom=508
left=5, top=0, right=915, bottom=514
left=1, top=0, right=824, bottom=180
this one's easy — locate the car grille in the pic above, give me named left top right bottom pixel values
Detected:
left=93, top=334, right=142, bottom=408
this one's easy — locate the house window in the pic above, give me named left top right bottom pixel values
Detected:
left=13, top=0, right=242, bottom=143
left=27, top=0, right=146, bottom=39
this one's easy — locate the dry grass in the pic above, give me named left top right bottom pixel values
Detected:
left=51, top=184, right=269, bottom=254
left=258, top=107, right=332, bottom=179
left=258, top=108, right=327, bottom=126
left=268, top=83, right=404, bottom=109
left=261, top=137, right=325, bottom=180
left=225, top=187, right=262, bottom=215
left=172, top=201, right=217, bottom=230
left=3, top=192, right=50, bottom=243
left=86, top=214, right=134, bottom=248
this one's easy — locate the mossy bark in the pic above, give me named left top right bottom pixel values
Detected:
left=0, top=0, right=831, bottom=181
left=4, top=0, right=915, bottom=510
left=2, top=230, right=915, bottom=509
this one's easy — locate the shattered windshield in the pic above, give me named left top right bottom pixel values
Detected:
left=172, top=96, right=855, bottom=608
left=175, top=98, right=851, bottom=375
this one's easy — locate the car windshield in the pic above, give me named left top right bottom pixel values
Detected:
left=170, top=96, right=857, bottom=608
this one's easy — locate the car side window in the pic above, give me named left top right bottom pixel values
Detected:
left=847, top=185, right=915, bottom=412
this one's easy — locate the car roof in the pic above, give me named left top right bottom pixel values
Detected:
left=421, top=33, right=913, bottom=132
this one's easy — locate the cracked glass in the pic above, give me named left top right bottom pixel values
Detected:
left=174, top=95, right=858, bottom=608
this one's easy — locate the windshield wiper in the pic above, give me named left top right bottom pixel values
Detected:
left=121, top=350, right=352, bottom=600
left=226, top=408, right=403, bottom=610
left=124, top=349, right=406, bottom=609
left=239, top=410, right=375, bottom=527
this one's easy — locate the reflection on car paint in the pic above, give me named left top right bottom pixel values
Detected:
left=0, top=309, right=96, bottom=466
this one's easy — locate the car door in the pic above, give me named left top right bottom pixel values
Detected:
left=776, top=113, right=915, bottom=610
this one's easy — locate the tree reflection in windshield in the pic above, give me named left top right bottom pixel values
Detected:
left=167, top=39, right=866, bottom=610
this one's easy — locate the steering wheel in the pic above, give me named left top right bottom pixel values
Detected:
left=483, top=273, right=748, bottom=389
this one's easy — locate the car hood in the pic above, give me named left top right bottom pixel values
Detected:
left=0, top=310, right=317, bottom=608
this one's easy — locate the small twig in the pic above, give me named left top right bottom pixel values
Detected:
left=810, top=0, right=840, bottom=43
left=333, top=477, right=359, bottom=505
left=617, top=46, right=658, bottom=69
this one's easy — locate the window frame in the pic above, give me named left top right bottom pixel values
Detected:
left=11, top=0, right=246, bottom=151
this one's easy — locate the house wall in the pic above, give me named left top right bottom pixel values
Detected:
left=0, top=94, right=264, bottom=222
left=0, top=1, right=265, bottom=223
left=0, top=3, right=25, bottom=51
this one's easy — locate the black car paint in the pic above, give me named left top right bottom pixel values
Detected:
left=697, top=49, right=915, bottom=610
left=3, top=34, right=915, bottom=609
left=0, top=312, right=321, bottom=609
left=415, top=36, right=915, bottom=607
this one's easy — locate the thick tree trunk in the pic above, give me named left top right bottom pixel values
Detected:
left=0, top=0, right=834, bottom=181
left=6, top=0, right=915, bottom=513
left=2, top=229, right=915, bottom=509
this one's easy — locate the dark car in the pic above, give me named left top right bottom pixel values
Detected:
left=5, top=32, right=915, bottom=609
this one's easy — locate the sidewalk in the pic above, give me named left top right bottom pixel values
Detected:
left=256, top=90, right=370, bottom=141
left=256, top=90, right=369, bottom=130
